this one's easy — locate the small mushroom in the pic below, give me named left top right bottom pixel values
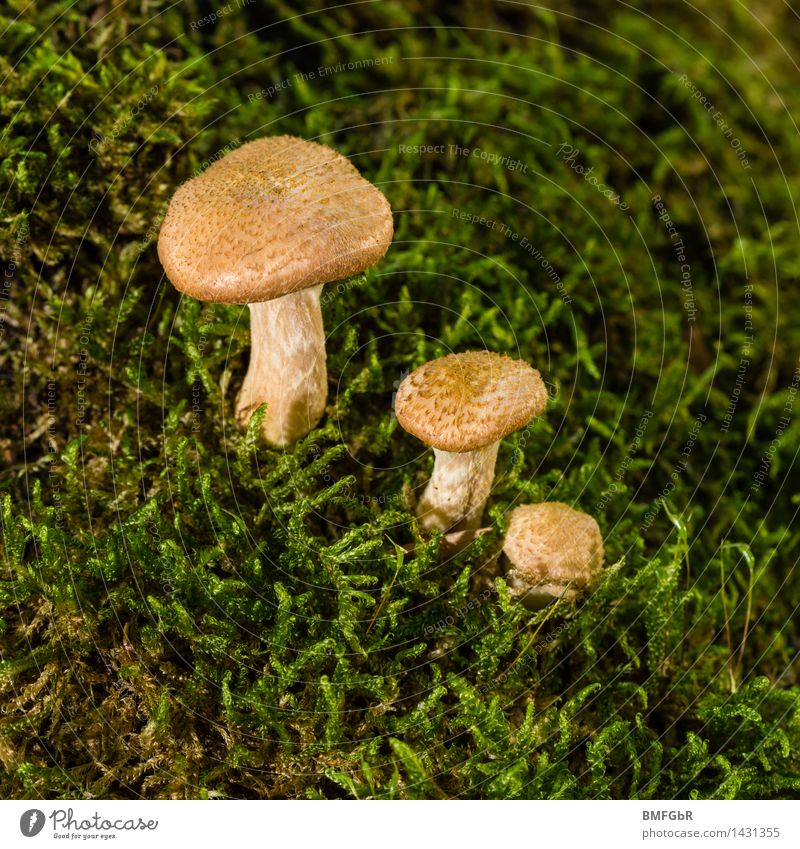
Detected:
left=395, top=351, right=547, bottom=533
left=158, top=135, right=393, bottom=447
left=502, top=502, right=603, bottom=609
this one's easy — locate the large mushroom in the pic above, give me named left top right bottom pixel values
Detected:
left=395, top=351, right=547, bottom=533
left=502, top=502, right=603, bottom=608
left=158, top=135, right=393, bottom=447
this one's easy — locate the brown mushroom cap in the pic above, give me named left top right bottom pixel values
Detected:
left=503, top=502, right=603, bottom=593
left=157, top=135, right=393, bottom=303
left=394, top=351, right=547, bottom=452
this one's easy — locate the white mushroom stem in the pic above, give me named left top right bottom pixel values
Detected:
left=416, top=442, right=500, bottom=533
left=235, top=284, right=327, bottom=448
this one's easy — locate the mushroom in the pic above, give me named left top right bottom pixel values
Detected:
left=157, top=135, right=393, bottom=447
left=502, top=502, right=603, bottom=609
left=394, top=351, right=547, bottom=533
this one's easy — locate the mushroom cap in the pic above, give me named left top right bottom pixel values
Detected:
left=157, top=135, right=393, bottom=304
left=394, top=351, right=547, bottom=452
left=503, top=502, right=603, bottom=599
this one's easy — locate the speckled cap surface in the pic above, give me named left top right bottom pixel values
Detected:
left=503, top=502, right=604, bottom=591
left=157, top=135, right=393, bottom=303
left=394, top=351, right=547, bottom=452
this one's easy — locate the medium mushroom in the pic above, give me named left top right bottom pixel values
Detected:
left=394, top=351, right=547, bottom=533
left=157, top=135, right=393, bottom=447
left=502, top=502, right=603, bottom=608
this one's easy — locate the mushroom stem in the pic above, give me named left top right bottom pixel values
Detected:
left=416, top=442, right=500, bottom=533
left=236, top=284, right=327, bottom=448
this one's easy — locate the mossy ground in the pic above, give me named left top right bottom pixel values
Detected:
left=1, top=1, right=799, bottom=799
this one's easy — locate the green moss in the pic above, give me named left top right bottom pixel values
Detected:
left=1, top=0, right=799, bottom=798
